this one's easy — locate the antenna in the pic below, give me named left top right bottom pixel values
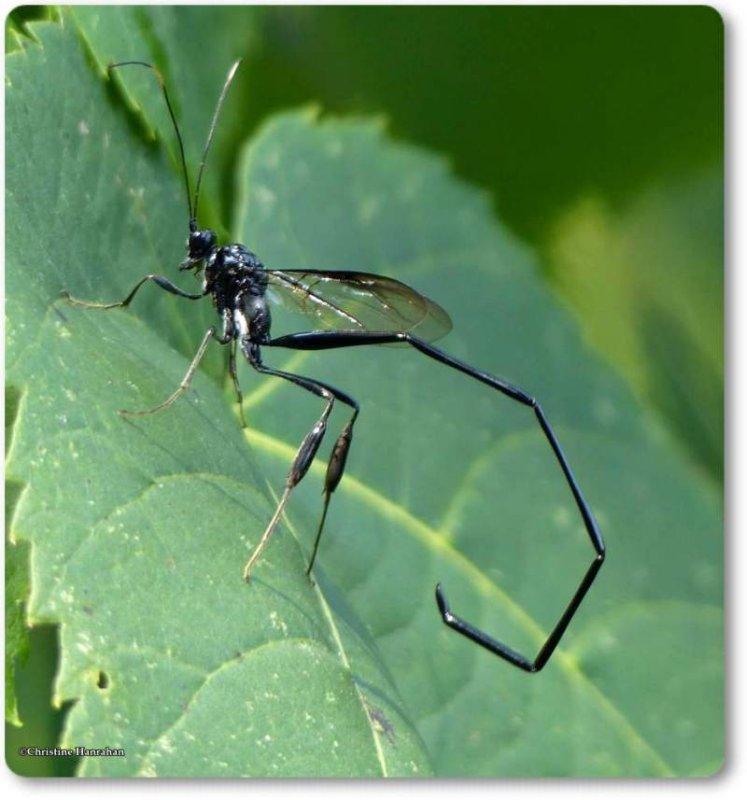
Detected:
left=192, top=59, right=242, bottom=224
left=108, top=61, right=194, bottom=223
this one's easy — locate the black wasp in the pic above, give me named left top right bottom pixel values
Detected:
left=63, top=60, right=605, bottom=672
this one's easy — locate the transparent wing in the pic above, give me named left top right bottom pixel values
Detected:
left=266, top=269, right=452, bottom=342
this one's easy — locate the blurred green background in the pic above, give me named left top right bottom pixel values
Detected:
left=6, top=5, right=722, bottom=776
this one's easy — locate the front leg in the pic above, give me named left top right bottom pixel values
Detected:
left=61, top=273, right=203, bottom=309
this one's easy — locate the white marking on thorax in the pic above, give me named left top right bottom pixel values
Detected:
left=233, top=307, right=250, bottom=337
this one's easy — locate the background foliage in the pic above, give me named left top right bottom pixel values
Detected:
left=6, top=6, right=722, bottom=777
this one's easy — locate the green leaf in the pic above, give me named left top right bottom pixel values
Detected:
left=6, top=17, right=428, bottom=778
left=6, top=10, right=722, bottom=778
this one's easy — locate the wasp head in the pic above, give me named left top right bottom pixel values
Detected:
left=180, top=226, right=216, bottom=271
